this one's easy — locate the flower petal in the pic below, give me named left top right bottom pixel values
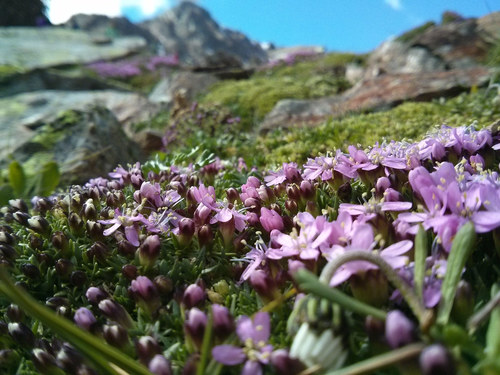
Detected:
left=242, top=360, right=262, bottom=375
left=211, top=345, right=246, bottom=365
left=125, top=226, right=140, bottom=246
left=251, top=312, right=271, bottom=343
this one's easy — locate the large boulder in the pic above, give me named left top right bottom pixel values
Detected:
left=6, top=107, right=144, bottom=186
left=139, top=2, right=267, bottom=68
left=260, top=67, right=491, bottom=131
left=0, top=90, right=161, bottom=146
left=0, top=27, right=146, bottom=70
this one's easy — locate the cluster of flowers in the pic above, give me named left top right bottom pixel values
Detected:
left=0, top=124, right=498, bottom=374
left=87, top=54, right=179, bottom=78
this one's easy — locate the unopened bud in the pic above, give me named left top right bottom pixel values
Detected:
left=103, top=324, right=129, bottom=348
left=8, top=322, right=35, bottom=348
left=184, top=308, right=207, bottom=350
left=182, top=284, right=206, bottom=309
left=28, top=216, right=51, bottom=237
left=136, top=336, right=161, bottom=365
left=148, top=354, right=173, bottom=375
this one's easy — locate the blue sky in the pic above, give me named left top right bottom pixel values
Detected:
left=48, top=0, right=500, bottom=53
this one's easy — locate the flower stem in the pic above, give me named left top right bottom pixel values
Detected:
left=320, top=251, right=433, bottom=331
left=324, top=343, right=425, bottom=375
left=294, top=269, right=386, bottom=321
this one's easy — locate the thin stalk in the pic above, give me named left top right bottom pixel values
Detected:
left=467, top=288, right=500, bottom=333
left=294, top=269, right=386, bottom=321
left=324, top=343, right=425, bottom=375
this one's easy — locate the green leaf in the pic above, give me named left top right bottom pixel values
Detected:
left=8, top=161, right=26, bottom=196
left=414, top=226, right=427, bottom=303
left=0, top=185, right=14, bottom=206
left=437, top=222, right=476, bottom=325
left=486, top=284, right=500, bottom=359
left=36, top=161, right=60, bottom=197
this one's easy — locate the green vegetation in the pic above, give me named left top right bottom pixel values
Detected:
left=396, top=21, right=435, bottom=43
left=256, top=90, right=500, bottom=166
left=200, top=53, right=362, bottom=129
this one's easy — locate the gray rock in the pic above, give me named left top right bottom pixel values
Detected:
left=0, top=68, right=126, bottom=98
left=260, top=67, right=492, bottom=131
left=149, top=71, right=219, bottom=107
left=0, top=90, right=161, bottom=152
left=0, top=27, right=146, bottom=70
left=140, top=2, right=267, bottom=68
left=63, top=13, right=159, bottom=47
left=8, top=107, right=144, bottom=186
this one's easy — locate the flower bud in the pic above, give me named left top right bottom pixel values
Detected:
left=103, top=324, right=129, bottom=348
left=451, top=280, right=474, bottom=325
left=86, top=287, right=108, bottom=304
left=56, top=344, right=83, bottom=373
left=182, top=284, right=206, bottom=309
left=0, top=231, right=14, bottom=246
left=28, top=216, right=51, bottom=237
left=85, top=221, right=104, bottom=241
left=122, top=264, right=138, bottom=280
left=13, top=211, right=30, bottom=226
left=184, top=308, right=207, bottom=350
left=226, top=188, right=240, bottom=204
left=148, top=354, right=173, bottom=375
left=285, top=200, right=298, bottom=215
left=271, top=349, right=305, bottom=375
left=68, top=212, right=84, bottom=235
left=87, top=242, right=109, bottom=263
left=178, top=218, right=195, bottom=246
left=419, top=344, right=455, bottom=375
left=337, top=182, right=352, bottom=202
left=55, top=258, right=73, bottom=278
left=130, top=276, right=161, bottom=315
left=299, top=180, right=315, bottom=201
left=70, top=270, right=87, bottom=288
left=260, top=207, right=284, bottom=233
left=9, top=199, right=28, bottom=213
left=197, top=225, right=213, bottom=246
left=249, top=269, right=278, bottom=302
left=136, top=336, right=161, bottom=365
left=139, top=235, right=161, bottom=268
left=364, top=315, right=385, bottom=340
left=7, top=304, right=24, bottom=322
left=211, top=304, right=234, bottom=340
left=243, top=197, right=261, bottom=212
left=51, top=231, right=69, bottom=255
left=30, top=234, right=44, bottom=250
left=0, top=244, right=17, bottom=260
left=74, top=308, right=97, bottom=331
left=21, top=263, right=41, bottom=279
left=385, top=310, right=415, bottom=348
left=82, top=199, right=97, bottom=220
left=46, top=297, right=69, bottom=310
left=118, top=239, right=137, bottom=257
left=247, top=176, right=261, bottom=188
left=8, top=322, right=35, bottom=348
left=98, top=299, right=133, bottom=328
left=349, top=270, right=388, bottom=307
left=32, top=349, right=58, bottom=374
left=154, top=275, right=173, bottom=296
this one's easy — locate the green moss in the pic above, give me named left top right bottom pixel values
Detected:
left=396, top=21, right=435, bottom=44
left=30, top=110, right=82, bottom=149
left=200, top=53, right=360, bottom=129
left=256, top=90, right=500, bottom=166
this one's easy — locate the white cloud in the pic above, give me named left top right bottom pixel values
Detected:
left=46, top=0, right=172, bottom=24
left=384, top=0, right=402, bottom=11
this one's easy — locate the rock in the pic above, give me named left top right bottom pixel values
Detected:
left=0, top=68, right=126, bottom=98
left=345, top=63, right=365, bottom=84
left=149, top=71, right=219, bottom=107
left=365, top=40, right=445, bottom=77
left=7, top=107, right=145, bottom=186
left=260, top=67, right=491, bottom=131
left=267, top=46, right=324, bottom=63
left=0, top=90, right=161, bottom=149
left=477, top=11, right=500, bottom=44
left=410, top=18, right=490, bottom=69
left=139, top=2, right=267, bottom=68
left=0, top=27, right=146, bottom=70
left=63, top=14, right=159, bottom=47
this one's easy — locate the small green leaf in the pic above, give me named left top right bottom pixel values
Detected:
left=0, top=185, right=14, bottom=206
left=36, top=161, right=60, bottom=197
left=486, top=284, right=500, bottom=359
left=414, top=226, right=427, bottom=303
left=437, top=222, right=476, bottom=325
left=8, top=161, right=26, bottom=196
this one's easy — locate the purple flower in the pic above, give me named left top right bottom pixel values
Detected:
left=212, top=312, right=273, bottom=375
left=264, top=162, right=301, bottom=186
left=302, top=152, right=355, bottom=182
left=385, top=310, right=415, bottom=348
left=324, top=224, right=412, bottom=286
left=98, top=208, right=149, bottom=246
